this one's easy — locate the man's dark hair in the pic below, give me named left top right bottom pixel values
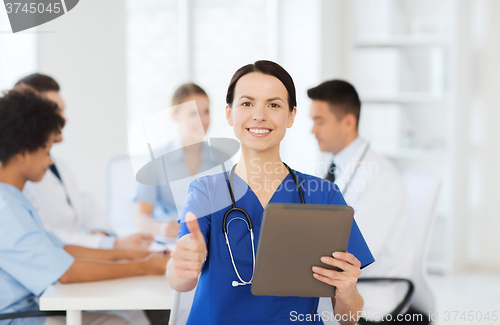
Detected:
left=307, top=80, right=361, bottom=128
left=15, top=73, right=60, bottom=93
left=226, top=60, right=297, bottom=112
left=0, top=86, right=65, bottom=164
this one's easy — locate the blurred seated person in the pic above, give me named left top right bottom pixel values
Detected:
left=308, top=80, right=414, bottom=323
left=0, top=86, right=169, bottom=325
left=135, top=83, right=229, bottom=238
left=16, top=73, right=153, bottom=250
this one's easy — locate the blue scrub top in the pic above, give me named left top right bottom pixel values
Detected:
left=134, top=139, right=231, bottom=221
left=178, top=170, right=374, bottom=325
left=0, top=183, right=75, bottom=325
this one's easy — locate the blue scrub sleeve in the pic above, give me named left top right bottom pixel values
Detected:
left=0, top=205, right=75, bottom=296
left=45, top=231, right=66, bottom=248
left=134, top=183, right=157, bottom=204
left=328, top=186, right=375, bottom=269
left=178, top=178, right=211, bottom=245
left=347, top=220, right=375, bottom=269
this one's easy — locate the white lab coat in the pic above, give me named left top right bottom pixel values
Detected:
left=317, top=137, right=413, bottom=323
left=23, top=156, right=116, bottom=249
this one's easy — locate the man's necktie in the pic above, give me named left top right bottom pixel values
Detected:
left=49, top=163, right=72, bottom=206
left=325, top=161, right=336, bottom=183
left=49, top=164, right=62, bottom=182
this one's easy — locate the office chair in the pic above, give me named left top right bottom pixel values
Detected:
left=400, top=172, right=440, bottom=317
left=357, top=172, right=440, bottom=324
left=168, top=288, right=196, bottom=325
left=106, top=155, right=143, bottom=237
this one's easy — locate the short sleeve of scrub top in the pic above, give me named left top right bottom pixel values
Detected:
left=177, top=177, right=211, bottom=244
left=133, top=161, right=183, bottom=221
left=0, top=197, right=75, bottom=298
left=133, top=149, right=168, bottom=208
left=177, top=171, right=374, bottom=325
left=134, top=182, right=157, bottom=205
left=327, top=186, right=375, bottom=269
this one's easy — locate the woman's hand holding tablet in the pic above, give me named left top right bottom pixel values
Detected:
left=313, top=251, right=362, bottom=302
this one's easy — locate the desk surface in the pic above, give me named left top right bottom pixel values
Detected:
left=40, top=275, right=174, bottom=311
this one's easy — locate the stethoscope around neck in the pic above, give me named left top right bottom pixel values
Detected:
left=223, top=162, right=305, bottom=287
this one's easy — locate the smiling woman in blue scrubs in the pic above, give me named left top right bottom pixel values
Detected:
left=167, top=61, right=374, bottom=325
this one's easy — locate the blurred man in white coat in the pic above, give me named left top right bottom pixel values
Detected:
left=308, top=80, right=417, bottom=324
left=17, top=73, right=153, bottom=250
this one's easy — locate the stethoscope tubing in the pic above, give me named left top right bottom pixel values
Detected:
left=222, top=162, right=305, bottom=286
left=340, top=142, right=370, bottom=195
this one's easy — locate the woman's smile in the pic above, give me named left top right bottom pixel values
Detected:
left=246, top=127, right=273, bottom=137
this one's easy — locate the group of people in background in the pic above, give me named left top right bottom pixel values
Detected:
left=0, top=60, right=415, bottom=325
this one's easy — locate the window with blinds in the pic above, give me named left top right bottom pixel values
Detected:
left=0, top=9, right=37, bottom=91
left=126, top=0, right=270, bottom=139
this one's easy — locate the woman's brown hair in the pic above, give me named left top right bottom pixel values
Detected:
left=172, top=83, right=208, bottom=107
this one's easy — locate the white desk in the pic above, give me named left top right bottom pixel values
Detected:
left=39, top=275, right=174, bottom=325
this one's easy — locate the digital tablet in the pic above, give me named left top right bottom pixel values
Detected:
left=251, top=203, right=353, bottom=297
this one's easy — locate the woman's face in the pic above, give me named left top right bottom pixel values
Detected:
left=226, top=72, right=296, bottom=153
left=173, top=93, right=210, bottom=144
left=22, top=136, right=54, bottom=182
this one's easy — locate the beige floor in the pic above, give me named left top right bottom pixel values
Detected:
left=428, top=273, right=500, bottom=325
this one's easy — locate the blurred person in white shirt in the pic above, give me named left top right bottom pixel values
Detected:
left=17, top=73, right=153, bottom=250
left=308, top=80, right=417, bottom=324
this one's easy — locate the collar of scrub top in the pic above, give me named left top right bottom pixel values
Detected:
left=330, top=137, right=370, bottom=194
left=222, top=162, right=305, bottom=287
left=0, top=183, right=35, bottom=210
left=223, top=162, right=305, bottom=232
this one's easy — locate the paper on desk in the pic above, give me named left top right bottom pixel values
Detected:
left=148, top=235, right=176, bottom=252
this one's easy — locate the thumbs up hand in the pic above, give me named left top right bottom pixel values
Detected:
left=170, top=212, right=208, bottom=281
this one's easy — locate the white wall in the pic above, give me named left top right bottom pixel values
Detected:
left=278, top=0, right=326, bottom=174
left=37, top=0, right=128, bottom=207
left=191, top=0, right=269, bottom=142
left=464, top=0, right=500, bottom=269
left=126, top=0, right=330, bottom=174
left=320, top=0, right=351, bottom=81
left=0, top=10, right=37, bottom=90
left=448, top=0, right=500, bottom=271
left=126, top=0, right=178, bottom=132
